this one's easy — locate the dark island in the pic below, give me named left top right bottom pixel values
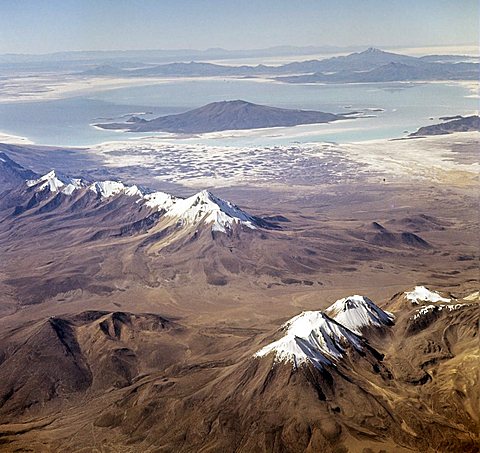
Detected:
left=409, top=115, right=479, bottom=137
left=94, top=100, right=342, bottom=134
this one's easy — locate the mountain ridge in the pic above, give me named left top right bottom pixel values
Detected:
left=5, top=165, right=270, bottom=235
left=80, top=47, right=479, bottom=83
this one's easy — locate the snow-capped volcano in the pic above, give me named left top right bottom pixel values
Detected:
left=254, top=311, right=363, bottom=369
left=255, top=294, right=393, bottom=369
left=23, top=170, right=260, bottom=234
left=165, top=189, right=258, bottom=233
left=325, top=295, right=394, bottom=334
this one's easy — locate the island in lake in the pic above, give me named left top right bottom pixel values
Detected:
left=94, top=100, right=343, bottom=134
left=410, top=115, right=479, bottom=136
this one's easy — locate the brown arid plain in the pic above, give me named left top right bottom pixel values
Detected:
left=0, top=131, right=478, bottom=452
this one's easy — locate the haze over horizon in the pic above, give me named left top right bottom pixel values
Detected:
left=0, top=0, right=478, bottom=54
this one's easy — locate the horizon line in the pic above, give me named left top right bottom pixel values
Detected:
left=0, top=43, right=478, bottom=58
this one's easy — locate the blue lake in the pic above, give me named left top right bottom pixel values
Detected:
left=0, top=79, right=476, bottom=147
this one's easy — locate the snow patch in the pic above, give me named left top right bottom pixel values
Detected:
left=89, top=181, right=126, bottom=198
left=254, top=294, right=395, bottom=369
left=404, top=286, right=451, bottom=304
left=412, top=303, right=471, bottom=320
left=124, top=184, right=142, bottom=197
left=26, top=172, right=87, bottom=195
left=142, top=191, right=177, bottom=211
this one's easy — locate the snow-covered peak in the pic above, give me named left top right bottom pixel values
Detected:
left=404, top=286, right=451, bottom=305
left=124, top=184, right=142, bottom=197
left=26, top=170, right=65, bottom=192
left=165, top=189, right=258, bottom=233
left=142, top=191, right=177, bottom=211
left=26, top=171, right=88, bottom=195
left=89, top=181, right=143, bottom=199
left=325, top=295, right=394, bottom=335
left=62, top=178, right=85, bottom=195
left=254, top=311, right=363, bottom=369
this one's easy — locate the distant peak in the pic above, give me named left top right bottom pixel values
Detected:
left=364, top=47, right=383, bottom=53
left=194, top=189, right=217, bottom=202
left=209, top=99, right=252, bottom=106
left=197, top=188, right=214, bottom=196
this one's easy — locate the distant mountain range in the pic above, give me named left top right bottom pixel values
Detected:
left=94, top=100, right=343, bottom=134
left=278, top=61, right=479, bottom=83
left=80, top=48, right=479, bottom=83
left=0, top=163, right=271, bottom=237
left=0, top=45, right=361, bottom=64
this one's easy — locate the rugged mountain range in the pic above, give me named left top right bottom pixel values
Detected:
left=0, top=154, right=439, bottom=300
left=81, top=47, right=479, bottom=83
left=0, top=154, right=478, bottom=451
left=95, top=100, right=342, bottom=133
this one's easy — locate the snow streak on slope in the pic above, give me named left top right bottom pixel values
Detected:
left=404, top=286, right=451, bottom=304
left=325, top=295, right=394, bottom=334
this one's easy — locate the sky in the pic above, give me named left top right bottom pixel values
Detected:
left=1, top=0, right=478, bottom=54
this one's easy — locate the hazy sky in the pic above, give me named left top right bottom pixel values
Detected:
left=1, top=0, right=478, bottom=54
